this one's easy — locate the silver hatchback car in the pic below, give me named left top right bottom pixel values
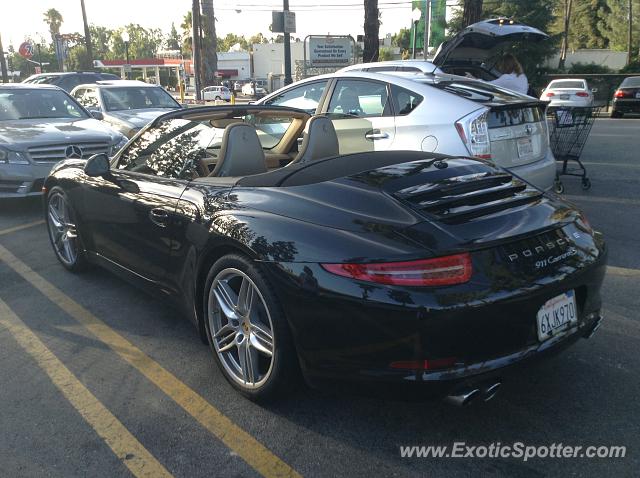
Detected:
left=0, top=84, right=127, bottom=198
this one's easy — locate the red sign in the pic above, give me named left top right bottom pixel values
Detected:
left=18, top=42, right=34, bottom=59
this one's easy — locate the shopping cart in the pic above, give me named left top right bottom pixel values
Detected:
left=546, top=105, right=600, bottom=194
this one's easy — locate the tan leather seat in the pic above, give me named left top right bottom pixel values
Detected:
left=293, top=116, right=340, bottom=164
left=210, top=123, right=267, bottom=177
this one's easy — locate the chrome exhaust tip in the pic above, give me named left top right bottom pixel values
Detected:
left=482, top=381, right=502, bottom=402
left=444, top=387, right=481, bottom=407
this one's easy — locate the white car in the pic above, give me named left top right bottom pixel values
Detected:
left=202, top=86, right=232, bottom=102
left=540, top=79, right=594, bottom=107
left=242, top=82, right=267, bottom=97
left=258, top=70, right=556, bottom=191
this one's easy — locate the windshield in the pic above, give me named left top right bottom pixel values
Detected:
left=101, top=86, right=179, bottom=111
left=23, top=75, right=59, bottom=85
left=620, top=76, right=640, bottom=88
left=549, top=80, right=586, bottom=89
left=0, top=88, right=89, bottom=120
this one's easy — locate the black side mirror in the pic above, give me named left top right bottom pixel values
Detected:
left=89, top=109, right=104, bottom=120
left=84, top=153, right=110, bottom=177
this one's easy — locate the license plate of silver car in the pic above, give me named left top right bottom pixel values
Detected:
left=537, top=290, right=577, bottom=342
left=516, top=137, right=534, bottom=159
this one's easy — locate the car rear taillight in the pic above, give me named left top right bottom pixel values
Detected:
left=545, top=92, right=555, bottom=97
left=455, top=109, right=491, bottom=160
left=614, top=89, right=629, bottom=98
left=575, top=91, right=589, bottom=97
left=321, top=253, right=472, bottom=287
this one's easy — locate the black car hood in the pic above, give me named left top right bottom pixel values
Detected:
left=231, top=152, right=577, bottom=254
left=432, top=18, right=549, bottom=68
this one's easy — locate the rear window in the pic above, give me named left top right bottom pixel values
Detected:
left=487, top=107, right=543, bottom=128
left=549, top=80, right=585, bottom=89
left=620, top=76, right=640, bottom=88
left=429, top=79, right=524, bottom=103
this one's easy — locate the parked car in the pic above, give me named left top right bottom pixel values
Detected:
left=0, top=84, right=127, bottom=198
left=258, top=70, right=556, bottom=191
left=44, top=105, right=606, bottom=402
left=610, top=76, right=640, bottom=118
left=242, top=81, right=267, bottom=98
left=22, top=71, right=121, bottom=92
left=342, top=18, right=548, bottom=96
left=202, top=85, right=232, bottom=102
left=71, top=80, right=182, bottom=138
left=540, top=79, right=594, bottom=107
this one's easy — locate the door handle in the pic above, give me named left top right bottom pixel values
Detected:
left=365, top=130, right=389, bottom=140
left=149, top=208, right=169, bottom=227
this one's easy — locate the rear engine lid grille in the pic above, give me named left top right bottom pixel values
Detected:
left=395, top=170, right=543, bottom=225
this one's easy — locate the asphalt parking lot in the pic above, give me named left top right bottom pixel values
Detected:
left=1, top=117, right=639, bottom=477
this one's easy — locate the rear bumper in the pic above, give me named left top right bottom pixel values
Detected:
left=612, top=99, right=640, bottom=113
left=506, top=148, right=556, bottom=191
left=266, top=241, right=607, bottom=393
left=0, top=162, right=54, bottom=198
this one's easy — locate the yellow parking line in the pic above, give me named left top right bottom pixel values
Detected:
left=607, top=265, right=640, bottom=278
left=0, top=298, right=172, bottom=478
left=0, top=220, right=45, bottom=237
left=0, top=243, right=301, bottom=478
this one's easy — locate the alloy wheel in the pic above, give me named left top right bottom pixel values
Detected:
left=208, top=268, right=275, bottom=389
left=47, top=192, right=78, bottom=266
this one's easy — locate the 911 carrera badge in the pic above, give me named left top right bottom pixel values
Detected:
left=534, top=247, right=578, bottom=269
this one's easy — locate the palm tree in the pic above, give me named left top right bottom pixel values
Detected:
left=363, top=0, right=379, bottom=62
left=43, top=8, right=63, bottom=43
left=181, top=10, right=193, bottom=57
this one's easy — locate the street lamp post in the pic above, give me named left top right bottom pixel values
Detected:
left=121, top=31, right=130, bottom=79
left=411, top=7, right=422, bottom=60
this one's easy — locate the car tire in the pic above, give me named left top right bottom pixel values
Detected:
left=203, top=254, right=298, bottom=400
left=610, top=110, right=622, bottom=118
left=45, top=186, right=88, bottom=272
left=215, top=96, right=221, bottom=101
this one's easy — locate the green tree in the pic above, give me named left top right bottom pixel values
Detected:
left=218, top=33, right=249, bottom=52
left=378, top=48, right=393, bottom=61
left=181, top=10, right=193, bottom=58
left=43, top=8, right=63, bottom=43
left=391, top=27, right=411, bottom=51
left=166, top=22, right=181, bottom=51
left=599, top=0, right=639, bottom=56
left=90, top=25, right=114, bottom=60
left=110, top=25, right=164, bottom=60
left=248, top=33, right=268, bottom=46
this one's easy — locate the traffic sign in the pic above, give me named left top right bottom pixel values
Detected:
left=18, top=42, right=34, bottom=59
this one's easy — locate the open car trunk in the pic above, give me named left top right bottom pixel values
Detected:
left=432, top=18, right=548, bottom=77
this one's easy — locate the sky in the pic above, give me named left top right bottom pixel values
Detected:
left=0, top=0, right=425, bottom=52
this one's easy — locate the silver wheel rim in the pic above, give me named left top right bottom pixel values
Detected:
left=208, top=268, right=275, bottom=389
left=47, top=192, right=78, bottom=266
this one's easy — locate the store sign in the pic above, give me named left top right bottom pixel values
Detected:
left=308, top=37, right=352, bottom=67
left=18, top=42, right=34, bottom=59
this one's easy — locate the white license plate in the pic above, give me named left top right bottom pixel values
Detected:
left=516, top=137, right=534, bottom=159
left=560, top=94, right=570, bottom=100
left=536, top=291, right=577, bottom=342
left=635, top=92, right=640, bottom=99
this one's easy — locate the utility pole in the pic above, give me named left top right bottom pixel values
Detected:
left=283, top=0, right=292, bottom=85
left=80, top=0, right=93, bottom=68
left=423, top=0, right=431, bottom=59
left=0, top=33, right=9, bottom=83
left=192, top=0, right=202, bottom=100
left=627, top=0, right=633, bottom=65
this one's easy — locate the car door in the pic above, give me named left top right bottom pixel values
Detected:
left=79, top=118, right=205, bottom=287
left=322, top=78, right=396, bottom=154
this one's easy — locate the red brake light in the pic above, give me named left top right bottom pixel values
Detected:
left=576, top=91, right=589, bottom=97
left=390, top=357, right=459, bottom=370
left=321, top=253, right=472, bottom=287
left=614, top=89, right=627, bottom=98
left=545, top=92, right=555, bottom=97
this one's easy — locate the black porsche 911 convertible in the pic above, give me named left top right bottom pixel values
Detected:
left=44, top=105, right=606, bottom=404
